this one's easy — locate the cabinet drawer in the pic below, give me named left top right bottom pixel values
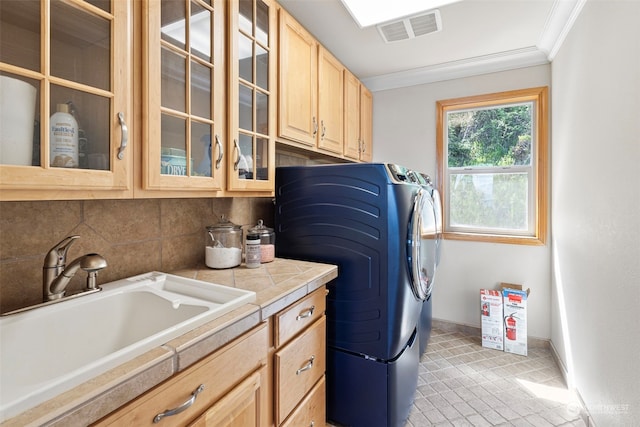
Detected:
left=274, top=287, right=326, bottom=347
left=274, top=316, right=326, bottom=425
left=94, top=322, right=268, bottom=427
left=281, top=376, right=325, bottom=427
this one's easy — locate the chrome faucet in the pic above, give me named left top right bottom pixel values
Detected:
left=43, top=235, right=108, bottom=301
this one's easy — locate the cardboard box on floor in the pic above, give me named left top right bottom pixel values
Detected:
left=480, top=289, right=504, bottom=350
left=480, top=283, right=530, bottom=356
left=501, top=283, right=530, bottom=356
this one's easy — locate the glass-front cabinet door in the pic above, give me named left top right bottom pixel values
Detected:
left=228, top=0, right=275, bottom=192
left=0, top=0, right=132, bottom=200
left=142, top=0, right=225, bottom=192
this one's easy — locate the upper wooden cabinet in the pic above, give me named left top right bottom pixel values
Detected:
left=360, top=85, right=373, bottom=162
left=277, top=10, right=317, bottom=147
left=141, top=0, right=276, bottom=196
left=141, top=0, right=277, bottom=197
left=0, top=0, right=133, bottom=201
left=278, top=7, right=369, bottom=161
left=317, top=47, right=344, bottom=154
left=278, top=9, right=345, bottom=155
left=227, top=0, right=277, bottom=192
left=140, top=0, right=226, bottom=195
left=344, top=70, right=373, bottom=162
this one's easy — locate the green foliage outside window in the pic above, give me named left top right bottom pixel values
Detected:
left=447, top=104, right=532, bottom=168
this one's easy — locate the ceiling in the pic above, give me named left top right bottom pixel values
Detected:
left=277, top=0, right=585, bottom=91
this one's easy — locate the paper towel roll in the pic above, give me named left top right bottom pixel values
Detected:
left=0, top=76, right=38, bottom=166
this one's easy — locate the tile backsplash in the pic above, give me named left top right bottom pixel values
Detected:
left=0, top=197, right=274, bottom=313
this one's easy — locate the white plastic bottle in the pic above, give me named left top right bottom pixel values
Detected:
left=50, top=103, right=78, bottom=168
left=245, top=233, right=261, bottom=268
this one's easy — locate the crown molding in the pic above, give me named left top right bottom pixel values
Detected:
left=362, top=47, right=549, bottom=92
left=537, top=0, right=586, bottom=60
left=362, top=0, right=586, bottom=92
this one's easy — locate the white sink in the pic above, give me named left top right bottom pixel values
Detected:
left=0, top=272, right=256, bottom=422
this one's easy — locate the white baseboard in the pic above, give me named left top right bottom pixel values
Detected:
left=432, top=318, right=550, bottom=349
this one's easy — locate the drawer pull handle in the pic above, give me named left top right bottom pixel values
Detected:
left=296, top=305, right=315, bottom=321
left=153, top=384, right=205, bottom=423
left=296, top=355, right=315, bottom=375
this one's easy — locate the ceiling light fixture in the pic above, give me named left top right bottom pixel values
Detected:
left=340, top=0, right=462, bottom=28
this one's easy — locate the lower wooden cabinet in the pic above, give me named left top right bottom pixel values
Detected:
left=92, top=323, right=268, bottom=427
left=92, top=287, right=329, bottom=427
left=274, top=316, right=326, bottom=424
left=272, top=287, right=327, bottom=426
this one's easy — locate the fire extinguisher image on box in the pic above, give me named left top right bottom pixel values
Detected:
left=504, top=314, right=518, bottom=340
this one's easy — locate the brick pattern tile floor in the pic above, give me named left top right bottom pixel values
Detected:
left=327, top=326, right=588, bottom=426
left=407, top=327, right=587, bottom=426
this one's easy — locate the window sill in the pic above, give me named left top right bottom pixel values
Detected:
left=443, top=231, right=546, bottom=246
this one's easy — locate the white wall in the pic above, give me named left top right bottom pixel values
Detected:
left=550, top=1, right=640, bottom=424
left=372, top=65, right=552, bottom=339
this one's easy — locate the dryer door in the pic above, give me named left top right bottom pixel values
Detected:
left=432, top=187, right=443, bottom=266
left=408, top=188, right=438, bottom=300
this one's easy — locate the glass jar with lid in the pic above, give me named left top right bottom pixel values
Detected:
left=248, top=219, right=275, bottom=263
left=205, top=215, right=243, bottom=269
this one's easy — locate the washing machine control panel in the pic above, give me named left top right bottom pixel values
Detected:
left=386, top=163, right=430, bottom=185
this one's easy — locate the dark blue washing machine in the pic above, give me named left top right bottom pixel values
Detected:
left=275, top=163, right=441, bottom=427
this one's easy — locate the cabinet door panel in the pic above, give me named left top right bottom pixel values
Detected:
left=227, top=0, right=276, bottom=192
left=188, top=370, right=263, bottom=427
left=277, top=10, right=317, bottom=147
left=360, top=85, right=373, bottom=162
left=343, top=70, right=361, bottom=160
left=281, top=376, right=325, bottom=427
left=0, top=0, right=132, bottom=200
left=143, top=0, right=225, bottom=192
left=317, top=47, right=344, bottom=154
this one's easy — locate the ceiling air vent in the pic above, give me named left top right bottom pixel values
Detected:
left=377, top=10, right=442, bottom=43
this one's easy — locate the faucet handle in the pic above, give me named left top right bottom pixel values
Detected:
left=44, top=235, right=80, bottom=268
left=82, top=253, right=108, bottom=290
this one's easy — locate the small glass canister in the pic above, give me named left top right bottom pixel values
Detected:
left=248, top=219, right=275, bottom=263
left=205, top=215, right=243, bottom=269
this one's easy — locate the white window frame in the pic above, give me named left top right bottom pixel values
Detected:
left=436, top=87, right=548, bottom=245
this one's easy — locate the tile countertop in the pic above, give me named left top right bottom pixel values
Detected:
left=2, top=258, right=337, bottom=427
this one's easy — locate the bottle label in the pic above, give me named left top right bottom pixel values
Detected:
left=50, top=115, right=78, bottom=168
left=245, top=239, right=261, bottom=268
